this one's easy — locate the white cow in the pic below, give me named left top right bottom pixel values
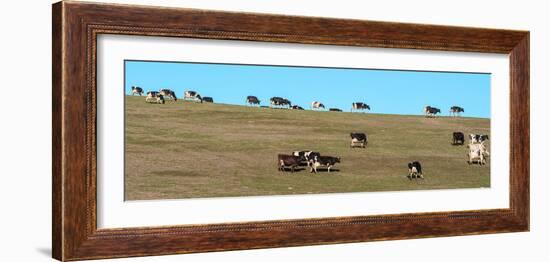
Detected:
left=467, top=142, right=489, bottom=165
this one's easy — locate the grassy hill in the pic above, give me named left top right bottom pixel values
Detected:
left=124, top=96, right=490, bottom=200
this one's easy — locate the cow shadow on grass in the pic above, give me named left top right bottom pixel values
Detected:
left=278, top=167, right=341, bottom=173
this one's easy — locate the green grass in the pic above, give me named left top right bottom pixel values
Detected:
left=124, top=96, right=490, bottom=200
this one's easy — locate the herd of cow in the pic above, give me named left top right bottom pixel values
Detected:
left=130, top=86, right=488, bottom=180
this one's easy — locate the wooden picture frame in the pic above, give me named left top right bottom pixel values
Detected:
left=52, top=1, right=529, bottom=261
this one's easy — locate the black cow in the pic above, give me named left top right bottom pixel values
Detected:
left=452, top=132, right=465, bottom=145
left=246, top=96, right=260, bottom=106
left=202, top=97, right=214, bottom=103
left=350, top=132, right=368, bottom=148
left=278, top=154, right=301, bottom=173
left=311, top=156, right=341, bottom=173
left=270, top=97, right=291, bottom=108
left=351, top=102, right=370, bottom=112
left=407, top=161, right=423, bottom=179
left=424, top=106, right=441, bottom=117
left=131, top=86, right=143, bottom=96
left=329, top=108, right=342, bottom=112
left=450, top=106, right=464, bottom=117
left=291, top=105, right=304, bottom=110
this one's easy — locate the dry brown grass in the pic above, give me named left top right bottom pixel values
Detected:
left=124, top=96, right=490, bottom=200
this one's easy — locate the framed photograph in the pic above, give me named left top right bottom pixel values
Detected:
left=52, top=1, right=529, bottom=261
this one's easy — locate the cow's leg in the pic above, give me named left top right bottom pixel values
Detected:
left=327, top=165, right=331, bottom=173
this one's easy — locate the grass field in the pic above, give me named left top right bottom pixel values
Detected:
left=124, top=96, right=490, bottom=200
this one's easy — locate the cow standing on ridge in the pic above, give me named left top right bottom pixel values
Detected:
left=351, top=102, right=370, bottom=112
left=131, top=86, right=143, bottom=96
left=184, top=91, right=203, bottom=103
left=450, top=106, right=464, bottom=117
left=311, top=101, right=325, bottom=110
left=246, top=96, right=260, bottom=106
left=159, top=89, right=177, bottom=101
left=424, top=106, right=441, bottom=117
left=270, top=97, right=291, bottom=108
left=145, top=91, right=165, bottom=104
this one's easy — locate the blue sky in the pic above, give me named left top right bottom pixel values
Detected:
left=125, top=60, right=491, bottom=118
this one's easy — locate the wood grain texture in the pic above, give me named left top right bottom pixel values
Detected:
left=52, top=1, right=530, bottom=261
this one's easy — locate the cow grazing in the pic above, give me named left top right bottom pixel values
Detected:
left=424, top=106, right=441, bottom=117
left=311, top=101, right=325, bottom=110
left=452, top=132, right=465, bottom=145
left=469, top=134, right=489, bottom=144
left=450, top=106, right=464, bottom=117
left=291, top=105, right=304, bottom=110
left=246, top=96, right=260, bottom=106
left=310, top=155, right=341, bottom=173
left=277, top=154, right=301, bottom=173
left=407, top=161, right=423, bottom=179
left=202, top=97, right=214, bottom=103
left=131, top=86, right=143, bottom=96
left=159, top=89, right=177, bottom=101
left=145, top=91, right=165, bottom=104
left=350, top=132, right=368, bottom=148
left=467, top=142, right=489, bottom=165
left=292, top=151, right=320, bottom=166
left=184, top=91, right=203, bottom=103
left=351, top=102, right=370, bottom=112
left=329, top=108, right=342, bottom=112
left=270, top=97, right=291, bottom=108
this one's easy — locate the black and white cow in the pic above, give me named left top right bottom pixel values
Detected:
left=329, top=108, right=342, bottom=112
left=424, top=106, right=441, bottom=117
left=291, top=105, right=304, bottom=110
left=292, top=151, right=320, bottom=166
left=270, top=97, right=291, bottom=108
left=311, top=101, right=325, bottom=110
left=159, top=89, right=177, bottom=101
left=450, top=106, right=465, bottom=117
left=351, top=102, right=370, bottom=112
left=246, top=96, right=260, bottom=106
left=278, top=154, right=302, bottom=173
left=202, top=97, right=214, bottom=103
left=184, top=91, right=203, bottom=103
left=469, top=134, right=489, bottom=144
left=350, top=132, right=368, bottom=148
left=452, top=132, right=465, bottom=145
left=407, top=161, right=423, bottom=179
left=131, top=86, right=143, bottom=96
left=310, top=155, right=341, bottom=173
left=145, top=91, right=165, bottom=104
